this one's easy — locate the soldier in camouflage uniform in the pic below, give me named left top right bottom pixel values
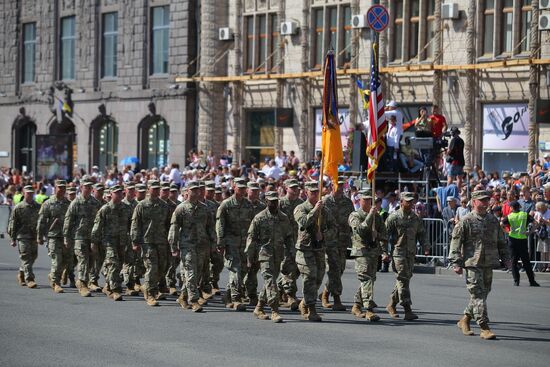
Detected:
left=91, top=185, right=129, bottom=301
left=64, top=186, right=78, bottom=287
left=195, top=181, right=214, bottom=304
left=130, top=183, right=147, bottom=291
left=156, top=182, right=174, bottom=297
left=320, top=177, right=354, bottom=311
left=245, top=191, right=293, bottom=323
left=349, top=189, right=388, bottom=321
left=89, top=183, right=108, bottom=292
left=277, top=178, right=303, bottom=310
left=169, top=181, right=213, bottom=312
left=63, top=177, right=101, bottom=297
left=67, top=186, right=77, bottom=202
left=165, top=184, right=182, bottom=296
left=8, top=185, right=41, bottom=289
left=131, top=180, right=171, bottom=306
left=121, top=183, right=140, bottom=296
left=294, top=181, right=336, bottom=322
left=449, top=190, right=511, bottom=340
left=385, top=192, right=429, bottom=320
left=37, top=180, right=70, bottom=293
left=216, top=177, right=253, bottom=311
left=244, top=181, right=266, bottom=306
left=205, top=181, right=223, bottom=296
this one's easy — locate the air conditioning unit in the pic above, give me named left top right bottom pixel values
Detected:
left=280, top=21, right=298, bottom=35
left=441, top=3, right=459, bottom=19
left=540, top=0, right=550, bottom=10
left=351, top=14, right=367, bottom=29
left=540, top=14, right=550, bottom=30
left=218, top=27, right=233, bottom=41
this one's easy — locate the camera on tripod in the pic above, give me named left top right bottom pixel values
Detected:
left=434, top=131, right=451, bottom=150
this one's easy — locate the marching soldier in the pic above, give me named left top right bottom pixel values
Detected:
left=294, top=181, right=336, bottom=322
left=37, top=180, right=70, bottom=293
left=216, top=177, right=253, bottom=311
left=348, top=189, right=388, bottom=321
left=449, top=190, right=511, bottom=340
left=63, top=177, right=101, bottom=297
left=8, top=185, right=41, bottom=289
left=245, top=191, right=293, bottom=323
left=196, top=181, right=214, bottom=304
left=277, top=178, right=303, bottom=310
left=321, top=177, right=354, bottom=311
left=130, top=180, right=170, bottom=306
left=91, top=185, right=129, bottom=301
left=385, top=192, right=429, bottom=320
left=89, top=182, right=108, bottom=291
left=165, top=184, right=182, bottom=296
left=205, top=181, right=223, bottom=295
left=121, top=183, right=140, bottom=296
left=244, top=181, right=266, bottom=306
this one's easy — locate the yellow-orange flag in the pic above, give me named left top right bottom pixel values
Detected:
left=321, top=52, right=343, bottom=190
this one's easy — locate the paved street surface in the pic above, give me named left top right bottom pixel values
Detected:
left=1, top=238, right=549, bottom=367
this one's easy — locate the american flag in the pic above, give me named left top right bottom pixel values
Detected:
left=366, top=43, right=387, bottom=182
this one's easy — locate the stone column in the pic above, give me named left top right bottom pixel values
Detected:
left=432, top=0, right=443, bottom=107
left=528, top=0, right=540, bottom=167
left=463, top=0, right=476, bottom=173
left=232, top=0, right=243, bottom=163
left=299, top=0, right=310, bottom=161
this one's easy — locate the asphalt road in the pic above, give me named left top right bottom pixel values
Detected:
left=1, top=238, right=549, bottom=367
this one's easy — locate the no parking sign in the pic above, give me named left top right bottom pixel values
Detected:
left=367, top=5, right=389, bottom=33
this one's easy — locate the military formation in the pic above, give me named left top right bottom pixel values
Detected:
left=8, top=176, right=510, bottom=338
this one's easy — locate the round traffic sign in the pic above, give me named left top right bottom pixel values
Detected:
left=367, top=5, right=389, bottom=33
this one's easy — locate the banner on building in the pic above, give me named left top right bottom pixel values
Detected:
left=315, top=107, right=350, bottom=152
left=35, top=134, right=72, bottom=180
left=482, top=104, right=529, bottom=150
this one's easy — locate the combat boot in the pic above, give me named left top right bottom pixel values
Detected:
left=155, top=292, right=166, bottom=301
left=146, top=296, right=159, bottom=307
left=69, top=275, right=76, bottom=288
left=61, top=269, right=68, bottom=285
left=53, top=283, right=64, bottom=294
left=198, top=296, right=208, bottom=306
left=190, top=302, right=203, bottom=312
left=403, top=304, right=419, bottom=321
left=224, top=292, right=234, bottom=309
left=254, top=301, right=269, bottom=320
left=201, top=290, right=213, bottom=300
left=169, top=287, right=178, bottom=296
left=287, top=296, right=299, bottom=311
left=177, top=294, right=191, bottom=309
left=88, top=282, right=101, bottom=292
left=299, top=299, right=309, bottom=319
left=125, top=288, right=139, bottom=296
left=134, top=281, right=142, bottom=293
left=351, top=304, right=366, bottom=318
left=79, top=284, right=91, bottom=297
left=479, top=322, right=496, bottom=340
left=320, top=289, right=332, bottom=309
left=17, top=271, right=26, bottom=286
left=271, top=307, right=283, bottom=323
left=211, top=282, right=221, bottom=295
left=306, top=304, right=322, bottom=322
left=233, top=302, right=247, bottom=312
left=102, top=285, right=113, bottom=298
left=365, top=309, right=381, bottom=322
left=457, top=315, right=474, bottom=336
left=332, top=295, right=347, bottom=311
left=47, top=273, right=54, bottom=288
left=248, top=295, right=258, bottom=307
left=111, top=292, right=123, bottom=301
left=27, top=280, right=37, bottom=289
left=386, top=301, right=399, bottom=319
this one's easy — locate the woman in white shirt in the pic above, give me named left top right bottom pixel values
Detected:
left=533, top=201, right=550, bottom=272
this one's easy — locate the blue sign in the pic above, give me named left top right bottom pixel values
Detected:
left=367, top=5, right=389, bottom=33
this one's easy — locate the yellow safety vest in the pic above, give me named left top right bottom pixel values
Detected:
left=508, top=211, right=528, bottom=240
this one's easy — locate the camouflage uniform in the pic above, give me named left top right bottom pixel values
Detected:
left=385, top=193, right=429, bottom=308
left=89, top=184, right=108, bottom=286
left=244, top=182, right=267, bottom=301
left=277, top=181, right=303, bottom=298
left=245, top=197, right=293, bottom=311
left=122, top=191, right=140, bottom=290
left=130, top=182, right=170, bottom=298
left=216, top=179, right=253, bottom=304
left=322, top=188, right=354, bottom=297
left=205, top=190, right=222, bottom=290
left=449, top=193, right=510, bottom=326
left=163, top=188, right=180, bottom=291
left=349, top=192, right=388, bottom=311
left=8, top=189, right=40, bottom=283
left=91, top=187, right=129, bottom=294
left=37, top=184, right=70, bottom=286
left=63, top=183, right=101, bottom=286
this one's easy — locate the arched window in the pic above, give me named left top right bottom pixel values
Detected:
left=91, top=116, right=118, bottom=170
left=12, top=113, right=36, bottom=174
left=139, top=115, right=169, bottom=169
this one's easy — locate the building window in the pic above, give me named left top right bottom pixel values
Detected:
left=60, top=16, right=76, bottom=80
left=311, top=4, right=352, bottom=69
left=246, top=110, right=274, bottom=163
left=257, top=15, right=267, bottom=72
left=22, top=23, right=36, bottom=83
left=139, top=117, right=169, bottom=169
left=392, top=1, right=403, bottom=61
left=151, top=6, right=169, bottom=75
left=482, top=1, right=494, bottom=56
left=102, top=12, right=118, bottom=78
left=342, top=5, right=352, bottom=66
left=269, top=13, right=279, bottom=71
left=425, top=1, right=435, bottom=59
left=520, top=0, right=532, bottom=53
left=245, top=16, right=255, bottom=72
left=93, top=119, right=118, bottom=169
left=313, top=8, right=324, bottom=69
left=501, top=0, right=513, bottom=54
left=328, top=7, right=338, bottom=52
left=243, top=12, right=279, bottom=74
left=408, top=0, right=420, bottom=60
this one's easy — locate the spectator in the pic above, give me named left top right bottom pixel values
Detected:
left=274, top=150, right=287, bottom=168
left=519, top=187, right=536, bottom=214
left=413, top=106, right=433, bottom=138
left=288, top=150, right=300, bottom=169
left=533, top=201, right=550, bottom=272
left=385, top=115, right=402, bottom=172
left=455, top=196, right=470, bottom=221
left=387, top=192, right=399, bottom=213
left=442, top=197, right=458, bottom=225
left=446, top=127, right=465, bottom=188
left=160, top=166, right=170, bottom=182
left=169, top=163, right=182, bottom=188
left=399, top=136, right=423, bottom=173
left=384, top=100, right=404, bottom=129
left=429, top=105, right=447, bottom=140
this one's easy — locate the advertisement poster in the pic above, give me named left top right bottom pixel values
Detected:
left=314, top=107, right=351, bottom=152
left=482, top=104, right=529, bottom=150
left=35, top=134, right=72, bottom=179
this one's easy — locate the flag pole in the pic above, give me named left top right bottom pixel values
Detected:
left=371, top=31, right=379, bottom=232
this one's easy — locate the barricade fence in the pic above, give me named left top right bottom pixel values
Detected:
left=415, top=218, right=450, bottom=266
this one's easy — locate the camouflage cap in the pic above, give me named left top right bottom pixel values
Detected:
left=136, top=183, right=147, bottom=192
left=23, top=185, right=34, bottom=193
left=67, top=187, right=77, bottom=194
left=187, top=180, right=200, bottom=190
left=198, top=181, right=206, bottom=188
left=304, top=181, right=319, bottom=192
left=55, top=179, right=67, bottom=187
left=214, top=187, right=222, bottom=194
left=205, top=180, right=216, bottom=190
left=81, top=176, right=94, bottom=186
left=147, top=180, right=161, bottom=189
left=110, top=185, right=123, bottom=193
left=471, top=190, right=491, bottom=200
left=400, top=192, right=415, bottom=201
left=161, top=182, right=170, bottom=190
left=357, top=189, right=372, bottom=199
left=247, top=182, right=260, bottom=190
left=234, top=178, right=247, bottom=188
left=284, top=179, right=299, bottom=188
left=337, top=176, right=346, bottom=184
left=93, top=183, right=105, bottom=190
left=170, top=184, right=178, bottom=192
left=125, top=182, right=136, bottom=189
left=265, top=191, right=279, bottom=201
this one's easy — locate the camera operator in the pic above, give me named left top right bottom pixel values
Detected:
left=446, top=127, right=465, bottom=188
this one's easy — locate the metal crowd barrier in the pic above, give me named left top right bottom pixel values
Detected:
left=415, top=218, right=451, bottom=266
left=0, top=205, right=11, bottom=239
left=528, top=232, right=550, bottom=271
